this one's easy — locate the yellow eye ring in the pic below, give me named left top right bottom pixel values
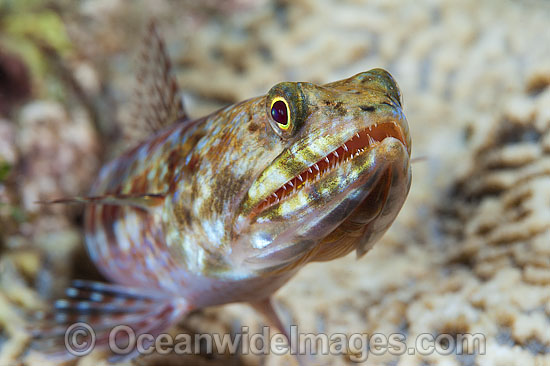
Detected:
left=270, top=97, right=291, bottom=130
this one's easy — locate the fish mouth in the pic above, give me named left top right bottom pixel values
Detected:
left=254, top=121, right=407, bottom=214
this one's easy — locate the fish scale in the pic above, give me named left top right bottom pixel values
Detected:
left=33, top=22, right=412, bottom=362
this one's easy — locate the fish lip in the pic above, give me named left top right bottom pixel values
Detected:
left=250, top=120, right=410, bottom=216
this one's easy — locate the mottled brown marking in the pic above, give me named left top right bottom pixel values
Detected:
left=101, top=204, right=121, bottom=251
left=131, top=170, right=149, bottom=193
left=175, top=205, right=193, bottom=227
left=248, top=122, right=260, bottom=132
left=188, top=154, right=200, bottom=173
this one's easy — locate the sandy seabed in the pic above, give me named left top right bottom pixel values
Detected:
left=1, top=0, right=549, bottom=365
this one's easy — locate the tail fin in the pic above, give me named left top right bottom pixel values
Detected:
left=29, top=280, right=190, bottom=362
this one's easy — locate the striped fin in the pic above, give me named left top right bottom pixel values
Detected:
left=123, top=20, right=187, bottom=145
left=40, top=193, right=165, bottom=211
left=30, top=280, right=190, bottom=362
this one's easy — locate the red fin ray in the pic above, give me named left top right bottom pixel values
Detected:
left=67, top=279, right=169, bottom=301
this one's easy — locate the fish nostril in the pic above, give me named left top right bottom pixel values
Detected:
left=380, top=101, right=400, bottom=110
left=359, top=105, right=375, bottom=112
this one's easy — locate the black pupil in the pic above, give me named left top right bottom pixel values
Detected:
left=271, top=100, right=288, bottom=125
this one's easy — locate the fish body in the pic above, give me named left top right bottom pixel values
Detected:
left=86, top=69, right=411, bottom=299
left=34, top=24, right=412, bottom=360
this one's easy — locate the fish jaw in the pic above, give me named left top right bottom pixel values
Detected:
left=317, top=136, right=411, bottom=260
left=235, top=135, right=410, bottom=270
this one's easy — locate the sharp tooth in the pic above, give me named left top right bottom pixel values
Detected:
left=333, top=151, right=339, bottom=158
left=314, top=163, right=320, bottom=171
left=282, top=184, right=287, bottom=190
left=288, top=181, right=294, bottom=187
left=343, top=144, right=348, bottom=152
left=324, top=157, right=330, bottom=163
left=272, top=193, right=278, bottom=199
left=308, top=167, right=313, bottom=173
left=298, top=174, right=304, bottom=182
left=356, top=133, right=360, bottom=138
left=368, top=135, right=375, bottom=145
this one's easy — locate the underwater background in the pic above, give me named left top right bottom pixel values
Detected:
left=0, top=0, right=549, bottom=365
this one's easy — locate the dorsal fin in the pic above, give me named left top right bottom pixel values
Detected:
left=123, top=21, right=187, bottom=145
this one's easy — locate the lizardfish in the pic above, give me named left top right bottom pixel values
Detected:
left=33, top=23, right=411, bottom=361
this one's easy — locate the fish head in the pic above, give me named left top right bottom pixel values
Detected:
left=233, top=68, right=412, bottom=273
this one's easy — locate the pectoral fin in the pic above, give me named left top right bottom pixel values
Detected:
left=30, top=280, right=190, bottom=362
left=251, top=297, right=306, bottom=365
left=41, top=193, right=165, bottom=211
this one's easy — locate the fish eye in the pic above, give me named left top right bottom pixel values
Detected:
left=270, top=97, right=290, bottom=130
